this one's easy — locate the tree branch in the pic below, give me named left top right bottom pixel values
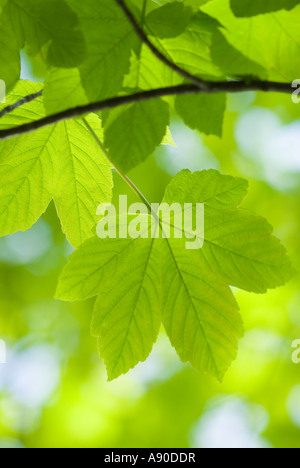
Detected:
left=0, top=90, right=42, bottom=119
left=0, top=0, right=292, bottom=141
left=114, top=0, right=209, bottom=90
left=0, top=0, right=293, bottom=142
left=0, top=81, right=292, bottom=141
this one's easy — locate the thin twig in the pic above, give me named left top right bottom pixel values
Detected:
left=0, top=0, right=293, bottom=141
left=114, top=0, right=209, bottom=90
left=0, top=81, right=292, bottom=141
left=0, top=90, right=42, bottom=119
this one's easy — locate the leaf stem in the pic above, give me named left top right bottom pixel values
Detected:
left=82, top=117, right=153, bottom=212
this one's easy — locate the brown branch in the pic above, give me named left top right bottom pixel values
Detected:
left=0, top=0, right=293, bottom=142
left=0, top=91, right=42, bottom=119
left=114, top=0, right=209, bottom=90
left=0, top=0, right=292, bottom=141
left=0, top=81, right=293, bottom=141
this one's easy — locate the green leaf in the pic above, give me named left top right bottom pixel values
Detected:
left=52, top=118, right=112, bottom=247
left=175, top=93, right=227, bottom=137
left=162, top=169, right=249, bottom=208
left=145, top=2, right=193, bottom=38
left=104, top=99, right=170, bottom=173
left=57, top=170, right=293, bottom=381
left=164, top=170, right=294, bottom=293
left=162, top=127, right=176, bottom=146
left=161, top=244, right=242, bottom=381
left=123, top=44, right=181, bottom=91
left=0, top=0, right=86, bottom=92
left=56, top=228, right=164, bottom=380
left=210, top=30, right=268, bottom=80
left=230, top=0, right=300, bottom=17
left=145, top=10, right=223, bottom=80
left=92, top=236, right=163, bottom=381
left=0, top=81, right=113, bottom=247
left=203, top=0, right=300, bottom=81
left=124, top=9, right=223, bottom=93
left=0, top=1, right=21, bottom=92
left=44, top=0, right=138, bottom=113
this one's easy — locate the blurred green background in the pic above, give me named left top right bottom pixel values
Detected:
left=0, top=53, right=299, bottom=449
